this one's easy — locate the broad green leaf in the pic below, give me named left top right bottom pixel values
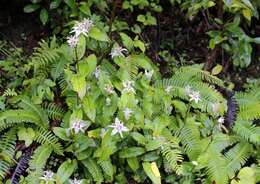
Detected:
left=23, top=4, right=40, bottom=13
left=211, top=64, right=223, bottom=75
left=131, top=132, right=146, bottom=145
left=120, top=33, right=134, bottom=50
left=231, top=167, right=255, bottom=184
left=78, top=54, right=97, bottom=77
left=75, top=35, right=86, bottom=60
left=17, top=127, right=35, bottom=147
left=64, top=0, right=77, bottom=9
left=53, top=127, right=70, bottom=141
left=143, top=162, right=161, bottom=184
left=79, top=2, right=91, bottom=15
left=50, top=0, right=61, bottom=9
left=119, top=147, right=145, bottom=158
left=127, top=157, right=139, bottom=171
left=242, top=9, right=252, bottom=21
left=40, top=8, right=48, bottom=25
left=89, top=27, right=109, bottom=42
left=146, top=139, right=163, bottom=151
left=82, top=96, right=96, bottom=122
left=134, top=39, right=146, bottom=52
left=70, top=74, right=86, bottom=99
left=56, top=159, right=77, bottom=183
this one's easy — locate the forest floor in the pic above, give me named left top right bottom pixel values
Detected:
left=0, top=1, right=260, bottom=90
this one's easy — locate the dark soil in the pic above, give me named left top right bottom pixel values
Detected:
left=1, top=0, right=260, bottom=89
left=0, top=0, right=49, bottom=54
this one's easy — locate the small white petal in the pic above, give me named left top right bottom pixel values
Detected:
left=111, top=129, right=118, bottom=135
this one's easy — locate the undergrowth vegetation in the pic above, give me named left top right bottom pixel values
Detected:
left=0, top=0, right=260, bottom=184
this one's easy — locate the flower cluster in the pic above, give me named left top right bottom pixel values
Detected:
left=70, top=119, right=87, bottom=134
left=67, top=18, right=93, bottom=48
left=144, top=69, right=154, bottom=80
left=122, top=80, right=135, bottom=94
left=39, top=170, right=55, bottom=183
left=184, top=85, right=201, bottom=103
left=69, top=178, right=82, bottom=184
left=104, top=84, right=115, bottom=94
left=110, top=46, right=128, bottom=58
left=109, top=118, right=129, bottom=137
left=123, top=108, right=133, bottom=120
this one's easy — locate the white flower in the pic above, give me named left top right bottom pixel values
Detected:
left=104, top=84, right=115, bottom=94
left=218, top=117, right=225, bottom=124
left=189, top=91, right=201, bottom=103
left=108, top=118, right=129, bottom=137
left=94, top=66, right=101, bottom=79
left=123, top=108, right=133, bottom=120
left=122, top=80, right=135, bottom=94
left=106, top=97, right=111, bottom=106
left=70, top=119, right=87, bottom=134
left=165, top=85, right=173, bottom=94
left=144, top=70, right=154, bottom=80
left=39, top=170, right=55, bottom=183
left=70, top=18, right=93, bottom=37
left=110, top=46, right=128, bottom=58
left=69, top=178, right=82, bottom=184
left=67, top=35, right=79, bottom=48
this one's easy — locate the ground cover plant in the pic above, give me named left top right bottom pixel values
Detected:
left=0, top=0, right=260, bottom=184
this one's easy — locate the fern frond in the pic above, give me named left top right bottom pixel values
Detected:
left=161, top=142, right=183, bottom=175
left=175, top=118, right=202, bottom=159
left=176, top=66, right=224, bottom=86
left=0, top=129, right=16, bottom=180
left=34, top=128, right=63, bottom=155
left=82, top=158, right=104, bottom=183
left=98, top=159, right=114, bottom=181
left=19, top=98, right=49, bottom=126
left=3, top=88, right=17, bottom=97
left=31, top=39, right=61, bottom=71
left=26, top=144, right=53, bottom=184
left=237, top=103, right=260, bottom=121
left=0, top=110, right=44, bottom=131
left=43, top=103, right=65, bottom=121
left=225, top=142, right=252, bottom=178
left=233, top=120, right=260, bottom=144
left=205, top=152, right=228, bottom=184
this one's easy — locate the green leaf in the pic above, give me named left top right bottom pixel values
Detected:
left=89, top=27, right=109, bottom=42
left=78, top=54, right=97, bottom=77
left=211, top=64, right=223, bottom=75
left=131, top=132, right=146, bottom=145
left=50, top=0, right=61, bottom=9
left=146, top=139, right=163, bottom=151
left=79, top=2, right=91, bottom=15
left=82, top=96, right=96, bottom=122
left=127, top=157, right=139, bottom=171
left=40, top=8, right=48, bottom=25
left=56, top=159, right=77, bottom=183
left=120, top=33, right=134, bottom=50
left=134, top=39, right=146, bottom=52
left=119, top=147, right=145, bottom=158
left=75, top=35, right=86, bottom=60
left=53, top=127, right=70, bottom=141
left=231, top=167, right=255, bottom=184
left=23, top=4, right=40, bottom=13
left=142, top=162, right=161, bottom=184
left=70, top=74, right=86, bottom=99
left=17, top=127, right=35, bottom=147
left=64, top=0, right=77, bottom=9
